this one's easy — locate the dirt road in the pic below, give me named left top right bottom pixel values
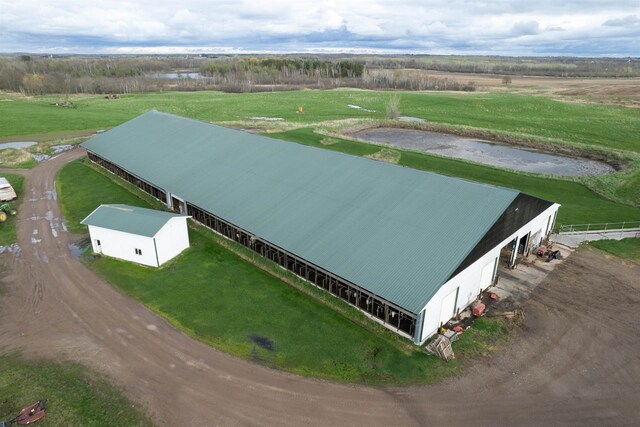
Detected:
left=1, top=150, right=639, bottom=426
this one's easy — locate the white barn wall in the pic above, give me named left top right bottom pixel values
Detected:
left=88, top=225, right=159, bottom=267
left=419, top=203, right=560, bottom=342
left=155, top=217, right=190, bottom=265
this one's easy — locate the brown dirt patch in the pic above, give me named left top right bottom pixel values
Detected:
left=399, top=69, right=640, bottom=107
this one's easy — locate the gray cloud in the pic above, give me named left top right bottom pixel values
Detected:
left=511, top=21, right=541, bottom=36
left=0, top=0, right=638, bottom=55
left=603, top=15, right=640, bottom=27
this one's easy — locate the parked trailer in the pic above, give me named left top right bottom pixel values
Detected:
left=0, top=177, right=17, bottom=202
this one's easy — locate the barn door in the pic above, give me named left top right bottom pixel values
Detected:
left=94, top=239, right=102, bottom=254
left=439, top=288, right=458, bottom=326
left=480, top=258, right=496, bottom=289
left=171, top=196, right=185, bottom=214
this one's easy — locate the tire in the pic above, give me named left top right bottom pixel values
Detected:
left=0, top=211, right=7, bottom=222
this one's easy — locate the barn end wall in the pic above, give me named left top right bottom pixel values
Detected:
left=418, top=203, right=560, bottom=343
left=155, top=217, right=190, bottom=265
left=88, top=225, right=159, bottom=267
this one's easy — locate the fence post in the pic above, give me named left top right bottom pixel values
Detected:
left=586, top=223, right=590, bottom=232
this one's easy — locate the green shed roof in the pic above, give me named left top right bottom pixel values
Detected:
left=81, top=204, right=187, bottom=238
left=83, top=111, right=520, bottom=314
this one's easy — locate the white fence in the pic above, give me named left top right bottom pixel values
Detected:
left=558, top=221, right=640, bottom=234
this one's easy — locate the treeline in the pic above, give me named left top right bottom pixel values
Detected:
left=197, top=58, right=472, bottom=92
left=362, top=55, right=640, bottom=77
left=201, top=58, right=365, bottom=78
left=0, top=55, right=475, bottom=94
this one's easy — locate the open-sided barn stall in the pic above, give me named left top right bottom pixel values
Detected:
left=83, top=111, right=559, bottom=343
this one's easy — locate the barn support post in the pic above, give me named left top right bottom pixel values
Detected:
left=509, top=237, right=518, bottom=268
left=413, top=310, right=425, bottom=344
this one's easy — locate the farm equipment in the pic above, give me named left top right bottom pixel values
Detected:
left=0, top=203, right=16, bottom=222
left=472, top=302, right=486, bottom=317
left=0, top=177, right=17, bottom=202
left=1, top=400, right=47, bottom=426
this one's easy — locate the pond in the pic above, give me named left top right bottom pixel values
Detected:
left=145, top=72, right=202, bottom=79
left=352, top=128, right=614, bottom=176
left=0, top=141, right=37, bottom=150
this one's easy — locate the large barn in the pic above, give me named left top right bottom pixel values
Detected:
left=83, top=111, right=560, bottom=344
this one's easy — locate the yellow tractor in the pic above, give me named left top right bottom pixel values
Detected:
left=0, top=203, right=16, bottom=222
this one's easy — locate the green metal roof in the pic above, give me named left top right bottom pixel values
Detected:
left=81, top=204, right=187, bottom=238
left=83, top=111, right=519, bottom=314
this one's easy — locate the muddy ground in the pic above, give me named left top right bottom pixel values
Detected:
left=0, top=151, right=639, bottom=426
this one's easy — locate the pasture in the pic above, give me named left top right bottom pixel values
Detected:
left=1, top=90, right=638, bottom=153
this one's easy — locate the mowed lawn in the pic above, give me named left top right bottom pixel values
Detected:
left=1, top=90, right=638, bottom=152
left=0, top=353, right=151, bottom=426
left=269, top=128, right=640, bottom=225
left=590, top=238, right=640, bottom=261
left=0, top=174, right=24, bottom=246
left=57, top=161, right=158, bottom=233
left=57, top=159, right=511, bottom=385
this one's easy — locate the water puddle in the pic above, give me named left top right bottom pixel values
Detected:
left=248, top=334, right=275, bottom=351
left=0, top=243, right=21, bottom=255
left=353, top=128, right=614, bottom=176
left=0, top=141, right=37, bottom=150
left=249, top=117, right=284, bottom=121
left=68, top=237, right=91, bottom=257
left=348, top=104, right=376, bottom=113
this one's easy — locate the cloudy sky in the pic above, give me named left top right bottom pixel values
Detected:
left=0, top=0, right=638, bottom=56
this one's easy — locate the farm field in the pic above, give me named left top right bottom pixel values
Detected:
left=57, top=159, right=511, bottom=385
left=0, top=88, right=637, bottom=229
left=1, top=90, right=639, bottom=153
left=0, top=353, right=152, bottom=426
left=386, top=70, right=640, bottom=106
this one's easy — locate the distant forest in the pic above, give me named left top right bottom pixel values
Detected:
left=0, top=54, right=637, bottom=95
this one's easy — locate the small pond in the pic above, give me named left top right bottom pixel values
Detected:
left=0, top=141, right=37, bottom=150
left=353, top=128, right=614, bottom=176
left=145, top=72, right=202, bottom=79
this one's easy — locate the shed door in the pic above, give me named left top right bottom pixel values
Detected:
left=439, top=289, right=458, bottom=326
left=480, top=258, right=496, bottom=289
left=94, top=239, right=102, bottom=254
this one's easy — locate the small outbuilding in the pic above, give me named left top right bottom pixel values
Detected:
left=81, top=204, right=190, bottom=267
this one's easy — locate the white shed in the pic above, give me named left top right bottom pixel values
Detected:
left=81, top=204, right=190, bottom=267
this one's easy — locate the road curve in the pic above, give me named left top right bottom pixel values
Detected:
left=0, top=150, right=638, bottom=426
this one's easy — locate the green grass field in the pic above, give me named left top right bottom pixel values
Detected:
left=590, top=238, right=640, bottom=261
left=0, top=174, right=24, bottom=246
left=57, top=159, right=511, bottom=385
left=1, top=90, right=638, bottom=152
left=57, top=161, right=159, bottom=234
left=269, top=128, right=640, bottom=225
left=0, top=353, right=151, bottom=426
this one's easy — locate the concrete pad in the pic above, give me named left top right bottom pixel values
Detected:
left=490, top=244, right=574, bottom=304
left=553, top=229, right=640, bottom=248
